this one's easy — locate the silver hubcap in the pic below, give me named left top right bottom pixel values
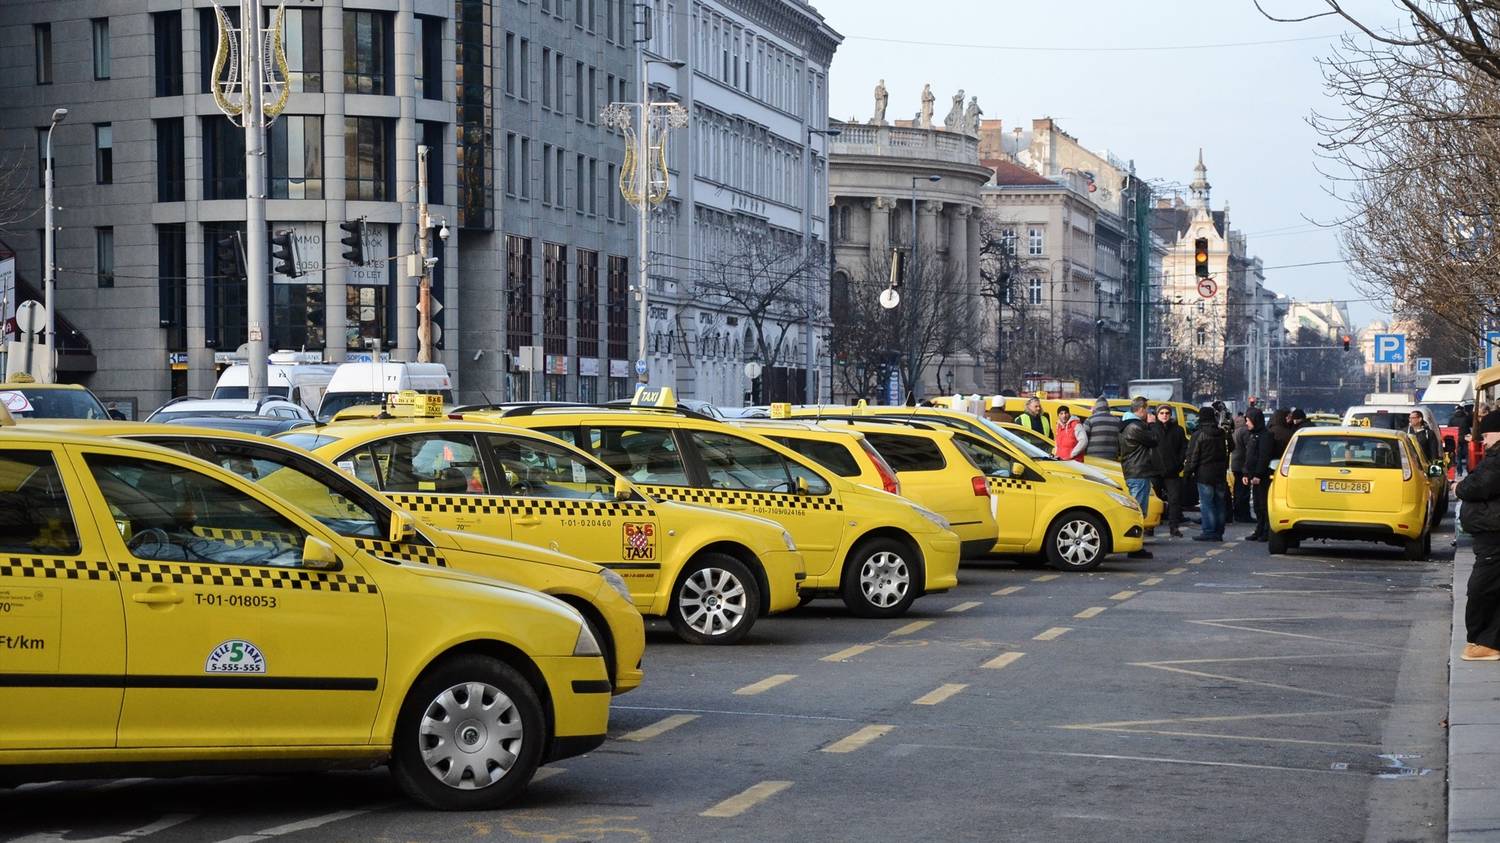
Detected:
left=418, top=681, right=524, bottom=790
left=859, top=551, right=910, bottom=608
left=679, top=568, right=747, bottom=636
left=1057, top=520, right=1101, bottom=566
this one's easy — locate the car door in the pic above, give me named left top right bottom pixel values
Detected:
left=951, top=435, right=1037, bottom=551
left=348, top=431, right=511, bottom=540
left=72, top=446, right=387, bottom=748
left=0, top=445, right=123, bottom=750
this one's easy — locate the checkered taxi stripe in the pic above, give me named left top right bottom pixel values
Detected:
left=191, top=527, right=301, bottom=549
left=987, top=477, right=1034, bottom=492
left=640, top=485, right=844, bottom=512
left=354, top=538, right=447, bottom=567
left=387, top=494, right=653, bottom=518
left=115, top=561, right=378, bottom=594
left=0, top=557, right=115, bottom=581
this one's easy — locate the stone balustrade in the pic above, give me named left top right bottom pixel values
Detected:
left=830, top=122, right=980, bottom=166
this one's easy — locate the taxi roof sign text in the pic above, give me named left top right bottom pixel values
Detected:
left=631, top=386, right=677, bottom=409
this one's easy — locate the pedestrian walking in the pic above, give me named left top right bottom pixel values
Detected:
left=1119, top=396, right=1159, bottom=559
left=1082, top=398, right=1122, bottom=462
left=1153, top=405, right=1187, bottom=537
left=1017, top=397, right=1053, bottom=439
left=1456, top=431, right=1500, bottom=661
left=1242, top=408, right=1273, bottom=541
left=1230, top=413, right=1252, bottom=523
left=1407, top=409, right=1440, bottom=463
left=1183, top=404, right=1230, bottom=542
left=1053, top=405, right=1087, bottom=462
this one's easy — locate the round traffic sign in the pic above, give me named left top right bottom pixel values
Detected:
left=1197, top=278, right=1217, bottom=299
left=744, top=361, right=763, bottom=380
left=879, top=288, right=901, bottom=310
left=15, top=300, right=45, bottom=336
left=634, top=359, right=648, bottom=376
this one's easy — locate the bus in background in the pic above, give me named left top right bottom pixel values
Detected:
left=1421, top=372, right=1475, bottom=471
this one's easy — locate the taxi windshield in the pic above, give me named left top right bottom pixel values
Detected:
left=277, top=431, right=345, bottom=451
left=973, top=417, right=1056, bottom=460
left=1291, top=434, right=1405, bottom=470
left=1, top=387, right=110, bottom=419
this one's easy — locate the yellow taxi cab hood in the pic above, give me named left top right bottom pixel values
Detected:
left=437, top=528, right=604, bottom=575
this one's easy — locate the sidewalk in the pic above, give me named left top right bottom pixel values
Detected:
left=1448, top=541, right=1500, bottom=840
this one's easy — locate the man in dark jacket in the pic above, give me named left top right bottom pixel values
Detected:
left=1230, top=414, right=1252, bottom=523
left=1242, top=408, right=1274, bottom=541
left=1083, top=397, right=1122, bottom=461
left=1183, top=405, right=1230, bottom=541
left=1153, top=405, right=1188, bottom=537
left=1119, top=397, right=1159, bottom=558
left=1407, top=409, right=1440, bottom=462
left=1457, top=432, right=1500, bottom=660
left=1267, top=409, right=1295, bottom=463
left=1451, top=405, right=1473, bottom=475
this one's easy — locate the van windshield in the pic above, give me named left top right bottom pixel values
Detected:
left=212, top=386, right=290, bottom=400
left=318, top=390, right=453, bottom=420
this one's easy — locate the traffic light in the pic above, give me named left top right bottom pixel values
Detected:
left=270, top=229, right=302, bottom=278
left=215, top=232, right=245, bottom=281
left=1342, top=335, right=1352, bottom=352
left=1194, top=237, right=1210, bottom=278
left=340, top=219, right=367, bottom=266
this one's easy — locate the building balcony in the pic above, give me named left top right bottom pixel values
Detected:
left=830, top=122, right=980, bottom=167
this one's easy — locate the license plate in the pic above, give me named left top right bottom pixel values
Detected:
left=1320, top=480, right=1370, bottom=494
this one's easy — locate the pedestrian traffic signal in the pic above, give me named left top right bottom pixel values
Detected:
left=215, top=232, right=245, bottom=281
left=1342, top=335, right=1351, bottom=352
left=270, top=229, right=302, bottom=278
left=340, top=219, right=367, bottom=267
left=1194, top=237, right=1210, bottom=278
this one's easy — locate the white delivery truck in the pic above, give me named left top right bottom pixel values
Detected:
left=1125, top=378, right=1184, bottom=403
left=318, top=361, right=453, bottom=420
left=211, top=354, right=339, bottom=416
left=1419, top=373, right=1475, bottom=426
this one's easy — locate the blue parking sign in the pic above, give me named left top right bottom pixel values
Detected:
left=1415, top=357, right=1432, bottom=376
left=1486, top=331, right=1500, bottom=368
left=1373, top=333, right=1406, bottom=364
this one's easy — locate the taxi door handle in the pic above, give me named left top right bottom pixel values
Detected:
left=132, top=590, right=183, bottom=605
left=514, top=516, right=542, bottom=527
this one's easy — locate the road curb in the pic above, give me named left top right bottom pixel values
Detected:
left=1449, top=540, right=1500, bottom=838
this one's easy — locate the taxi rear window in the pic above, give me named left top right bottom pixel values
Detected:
left=0, top=450, right=80, bottom=555
left=1290, top=435, right=1404, bottom=470
left=864, top=433, right=946, bottom=472
left=276, top=432, right=343, bottom=451
left=769, top=436, right=862, bottom=477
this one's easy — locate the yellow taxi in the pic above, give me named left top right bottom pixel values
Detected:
left=292, top=394, right=805, bottom=645
left=459, top=389, right=961, bottom=618
left=1268, top=426, right=1441, bottom=559
left=22, top=418, right=646, bottom=694
left=0, top=410, right=609, bottom=809
left=997, top=420, right=1164, bottom=530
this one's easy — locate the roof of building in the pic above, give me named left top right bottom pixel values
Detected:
left=985, top=159, right=1056, bottom=187
left=1149, top=204, right=1226, bottom=241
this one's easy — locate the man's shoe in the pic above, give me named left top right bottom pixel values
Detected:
left=1462, top=643, right=1500, bottom=661
left=1170, top=528, right=1184, bottom=538
left=1127, top=549, right=1154, bottom=559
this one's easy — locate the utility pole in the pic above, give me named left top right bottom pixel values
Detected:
left=241, top=0, right=268, bottom=400
left=416, top=144, right=433, bottom=363
left=42, top=108, right=66, bottom=381
left=802, top=126, right=840, bottom=404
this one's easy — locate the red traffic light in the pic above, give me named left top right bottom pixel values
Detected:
left=1342, top=335, right=1352, bottom=351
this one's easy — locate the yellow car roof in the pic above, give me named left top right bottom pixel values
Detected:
left=18, top=418, right=263, bottom=440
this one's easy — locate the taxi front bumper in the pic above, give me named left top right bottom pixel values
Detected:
left=1103, top=504, right=1145, bottom=554
left=921, top=530, right=961, bottom=593
left=760, top=549, right=807, bottom=613
left=536, top=654, right=612, bottom=761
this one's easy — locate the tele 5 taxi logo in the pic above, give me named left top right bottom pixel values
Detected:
left=205, top=639, right=267, bottom=674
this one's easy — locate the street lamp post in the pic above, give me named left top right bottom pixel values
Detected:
left=802, top=126, right=840, bottom=404
left=43, top=107, right=67, bottom=381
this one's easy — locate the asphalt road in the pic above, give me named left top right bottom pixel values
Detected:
left=3, top=516, right=1454, bottom=843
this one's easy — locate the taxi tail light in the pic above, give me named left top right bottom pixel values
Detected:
left=971, top=475, right=990, bottom=496
left=859, top=438, right=901, bottom=495
left=1279, top=455, right=1291, bottom=477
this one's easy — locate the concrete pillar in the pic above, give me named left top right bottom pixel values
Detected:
left=869, top=196, right=893, bottom=264
left=918, top=200, right=941, bottom=270
left=323, top=0, right=348, bottom=363
left=393, top=0, right=418, bottom=360
left=948, top=205, right=969, bottom=283
left=967, top=209, right=982, bottom=292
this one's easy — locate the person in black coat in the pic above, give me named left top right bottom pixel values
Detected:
left=1152, top=406, right=1188, bottom=537
left=1183, top=405, right=1230, bottom=541
left=1241, top=408, right=1273, bottom=541
left=1457, top=432, right=1500, bottom=660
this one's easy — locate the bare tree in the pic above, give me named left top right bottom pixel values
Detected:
left=0, top=150, right=36, bottom=236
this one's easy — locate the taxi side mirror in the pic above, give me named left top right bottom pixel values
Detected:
left=614, top=476, right=635, bottom=501
left=796, top=475, right=810, bottom=495
left=389, top=509, right=419, bottom=544
left=302, top=536, right=342, bottom=571
left=1428, top=463, right=1444, bottom=478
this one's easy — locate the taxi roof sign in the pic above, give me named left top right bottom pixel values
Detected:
left=389, top=390, right=445, bottom=417
left=770, top=402, right=792, bottom=419
left=0, top=402, right=13, bottom=427
left=631, top=385, right=677, bottom=409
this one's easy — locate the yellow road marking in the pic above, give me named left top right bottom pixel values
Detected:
left=1110, top=590, right=1138, bottom=601
left=821, top=724, right=895, bottom=754
left=982, top=651, right=1025, bottom=670
left=1165, top=567, right=1188, bottom=575
left=701, top=780, right=794, bottom=818
left=1033, top=574, right=1061, bottom=582
left=1187, top=557, right=1205, bottom=565
left=946, top=601, right=982, bottom=613
left=821, top=643, right=875, bottom=662
left=1034, top=626, right=1072, bottom=641
left=1139, top=577, right=1164, bottom=586
left=1074, top=606, right=1107, bottom=619
left=1206, top=548, right=1224, bottom=556
left=992, top=585, right=1025, bottom=596
left=620, top=714, right=698, bottom=742
left=734, top=674, right=796, bottom=696
left=889, top=620, right=934, bottom=636
left=913, top=683, right=968, bottom=705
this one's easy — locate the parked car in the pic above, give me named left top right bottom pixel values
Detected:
left=145, top=396, right=313, bottom=424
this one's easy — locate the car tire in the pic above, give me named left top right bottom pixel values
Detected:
left=1403, top=534, right=1428, bottom=561
left=842, top=537, right=919, bottom=618
left=1044, top=511, right=1108, bottom=572
left=390, top=655, right=546, bottom=811
left=669, top=553, right=760, bottom=645
left=1433, top=496, right=1447, bottom=528
left=1268, top=532, right=1288, bottom=555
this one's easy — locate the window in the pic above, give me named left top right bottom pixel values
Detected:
left=864, top=433, right=946, bottom=472
left=519, top=38, right=531, bottom=100
left=157, top=224, right=187, bottom=348
left=360, top=434, right=487, bottom=494
left=156, top=118, right=185, bottom=202
left=34, top=23, right=51, bottom=85
left=542, top=143, right=553, bottom=204
left=87, top=454, right=310, bottom=567
left=607, top=255, right=629, bottom=358
left=575, top=60, right=584, bottom=120
left=506, top=235, right=533, bottom=354
left=203, top=116, right=246, bottom=200
left=268, top=115, right=324, bottom=199
left=607, top=163, right=618, bottom=219
left=953, top=437, right=1019, bottom=478
left=1028, top=277, right=1043, bottom=306
left=1000, top=227, right=1016, bottom=256
left=95, top=124, right=113, bottom=184
left=95, top=228, right=114, bottom=288
left=520, top=138, right=532, bottom=198
left=588, top=159, right=598, bottom=215
left=543, top=242, right=567, bottom=355
left=588, top=427, right=690, bottom=485
left=36, top=128, right=47, bottom=189
left=688, top=430, right=799, bottom=492
left=282, top=8, right=323, bottom=92
left=555, top=52, right=566, bottom=113
left=588, top=67, right=598, bottom=123
left=504, top=32, right=516, bottom=95
left=91, top=18, right=112, bottom=80
left=505, top=133, right=518, bottom=195
left=771, top=437, right=862, bottom=478
left=416, top=15, right=442, bottom=100
left=198, top=6, right=239, bottom=93
left=1196, top=326, right=1207, bottom=347
left=422, top=121, right=444, bottom=204
left=0, top=450, right=79, bottom=555
left=153, top=12, right=183, bottom=96
left=345, top=117, right=392, bottom=201
left=576, top=249, right=599, bottom=358
left=343, top=10, right=393, bottom=94
left=1028, top=227, right=1044, bottom=256
left=541, top=48, right=552, bottom=108
left=556, top=147, right=567, bottom=209
left=488, top=435, right=614, bottom=498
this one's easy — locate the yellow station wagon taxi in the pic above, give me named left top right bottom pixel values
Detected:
left=459, top=389, right=962, bottom=618
left=0, top=411, right=610, bottom=810
left=1268, top=426, right=1441, bottom=559
left=292, top=396, right=805, bottom=645
left=23, top=418, right=646, bottom=694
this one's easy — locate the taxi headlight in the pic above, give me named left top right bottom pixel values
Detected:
left=600, top=568, right=633, bottom=602
left=573, top=624, right=603, bottom=658
left=781, top=530, right=798, bottom=552
left=1108, top=491, right=1140, bottom=512
left=910, top=504, right=951, bottom=530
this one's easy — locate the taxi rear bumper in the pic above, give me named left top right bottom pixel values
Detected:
left=1274, top=519, right=1420, bottom=544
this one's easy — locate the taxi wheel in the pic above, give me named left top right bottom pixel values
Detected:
left=1403, top=534, right=1429, bottom=561
left=1045, top=511, right=1108, bottom=572
left=390, top=655, right=545, bottom=810
left=670, top=554, right=760, bottom=645
left=842, top=538, right=917, bottom=618
left=1267, top=532, right=1288, bottom=555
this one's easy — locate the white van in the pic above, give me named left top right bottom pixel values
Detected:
left=319, top=362, right=453, bottom=420
left=211, top=360, right=338, bottom=415
left=1420, top=373, right=1475, bottom=426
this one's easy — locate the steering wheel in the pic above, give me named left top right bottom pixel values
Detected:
left=126, top=527, right=171, bottom=558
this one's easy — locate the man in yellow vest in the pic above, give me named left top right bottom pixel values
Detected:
left=1017, top=397, right=1053, bottom=439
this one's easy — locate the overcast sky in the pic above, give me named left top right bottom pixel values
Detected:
left=814, top=0, right=1393, bottom=326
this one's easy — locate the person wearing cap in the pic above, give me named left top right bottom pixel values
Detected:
left=1082, top=397, right=1122, bottom=462
left=1053, top=405, right=1087, bottom=461
left=1242, top=408, right=1274, bottom=541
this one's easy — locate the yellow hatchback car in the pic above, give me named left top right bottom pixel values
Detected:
left=23, top=419, right=646, bottom=694
left=1268, top=426, right=1442, bottom=559
left=0, top=415, right=609, bottom=810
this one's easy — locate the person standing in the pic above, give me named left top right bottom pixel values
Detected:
left=1153, top=405, right=1188, bottom=537
left=1231, top=413, right=1252, bottom=523
left=1183, top=405, right=1230, bottom=542
left=1119, top=396, right=1160, bottom=558
left=1083, top=398, right=1122, bottom=462
left=1407, top=409, right=1440, bottom=462
left=1268, top=409, right=1295, bottom=465
left=1242, top=408, right=1273, bottom=541
left=1017, top=397, right=1053, bottom=439
left=1456, top=432, right=1500, bottom=660
left=1451, top=404, right=1473, bottom=475
left=1054, top=405, right=1087, bottom=462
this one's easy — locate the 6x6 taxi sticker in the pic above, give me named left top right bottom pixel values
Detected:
left=623, top=523, right=656, bottom=561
